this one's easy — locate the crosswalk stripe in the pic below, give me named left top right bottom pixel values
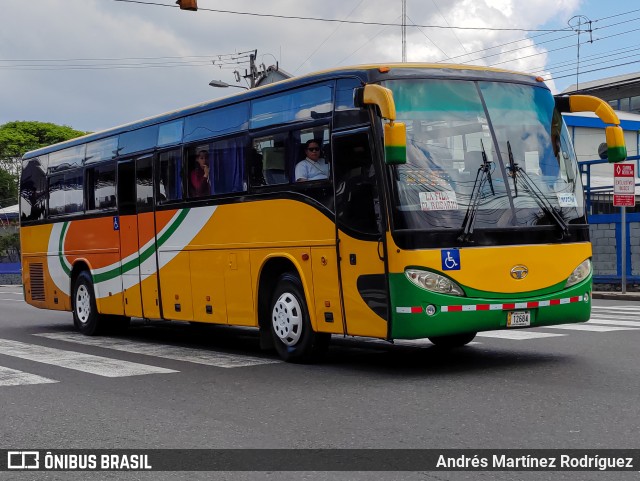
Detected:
left=591, top=311, right=640, bottom=319
left=591, top=306, right=640, bottom=311
left=36, top=332, right=281, bottom=368
left=544, top=324, right=638, bottom=332
left=588, top=319, right=640, bottom=328
left=0, top=366, right=58, bottom=387
left=476, top=331, right=566, bottom=340
left=0, top=339, right=177, bottom=377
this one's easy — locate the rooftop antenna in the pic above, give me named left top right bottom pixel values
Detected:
left=568, top=15, right=592, bottom=91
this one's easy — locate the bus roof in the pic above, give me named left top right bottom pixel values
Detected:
left=23, top=63, right=542, bottom=160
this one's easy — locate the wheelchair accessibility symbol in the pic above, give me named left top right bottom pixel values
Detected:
left=441, top=249, right=460, bottom=271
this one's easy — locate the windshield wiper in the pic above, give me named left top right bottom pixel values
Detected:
left=506, top=141, right=569, bottom=238
left=458, top=140, right=495, bottom=243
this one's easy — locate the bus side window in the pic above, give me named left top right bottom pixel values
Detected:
left=333, top=131, right=379, bottom=235
left=251, top=133, right=290, bottom=187
left=158, top=149, right=183, bottom=203
left=86, top=162, right=116, bottom=211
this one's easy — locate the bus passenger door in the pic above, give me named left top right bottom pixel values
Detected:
left=117, top=159, right=143, bottom=318
left=135, top=155, right=161, bottom=319
left=332, top=129, right=389, bottom=339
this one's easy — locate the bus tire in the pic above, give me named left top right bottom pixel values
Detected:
left=270, top=273, right=326, bottom=363
left=428, top=332, right=476, bottom=348
left=72, top=271, right=103, bottom=336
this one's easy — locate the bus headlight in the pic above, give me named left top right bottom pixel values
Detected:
left=405, top=269, right=465, bottom=296
left=565, top=259, right=592, bottom=288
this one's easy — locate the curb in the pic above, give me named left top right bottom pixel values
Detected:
left=592, top=291, right=640, bottom=301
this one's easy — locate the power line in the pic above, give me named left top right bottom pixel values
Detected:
left=293, top=0, right=365, bottom=73
left=112, top=0, right=568, bottom=32
left=545, top=59, right=640, bottom=81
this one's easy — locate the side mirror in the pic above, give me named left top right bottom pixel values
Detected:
left=605, top=125, right=627, bottom=163
left=598, top=142, right=608, bottom=160
left=384, top=122, right=407, bottom=165
left=555, top=94, right=627, bottom=163
left=356, top=85, right=407, bottom=165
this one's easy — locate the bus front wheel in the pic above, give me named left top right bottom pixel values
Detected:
left=72, top=271, right=103, bottom=336
left=270, top=273, right=328, bottom=363
left=428, top=332, right=477, bottom=348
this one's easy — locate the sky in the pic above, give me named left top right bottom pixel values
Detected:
left=1, top=0, right=639, bottom=133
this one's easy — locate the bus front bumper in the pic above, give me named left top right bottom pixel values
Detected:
left=389, top=276, right=592, bottom=340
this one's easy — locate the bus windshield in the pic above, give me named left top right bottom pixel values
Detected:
left=383, top=78, right=584, bottom=241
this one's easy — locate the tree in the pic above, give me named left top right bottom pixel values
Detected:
left=0, top=121, right=88, bottom=206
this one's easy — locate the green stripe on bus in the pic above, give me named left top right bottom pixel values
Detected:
left=58, top=222, right=71, bottom=277
left=71, top=208, right=191, bottom=284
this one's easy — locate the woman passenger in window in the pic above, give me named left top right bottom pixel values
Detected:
left=296, top=139, right=329, bottom=182
left=190, top=150, right=210, bottom=197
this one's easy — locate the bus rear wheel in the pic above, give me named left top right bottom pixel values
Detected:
left=72, top=271, right=103, bottom=336
left=428, top=332, right=477, bottom=348
left=270, top=273, right=328, bottom=363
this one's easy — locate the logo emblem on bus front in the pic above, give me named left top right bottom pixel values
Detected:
left=510, top=265, right=528, bottom=280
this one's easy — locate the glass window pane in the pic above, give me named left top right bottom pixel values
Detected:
left=183, top=103, right=249, bottom=143
left=158, top=149, right=183, bottom=203
left=187, top=144, right=212, bottom=198
left=85, top=137, right=118, bottom=164
left=250, top=83, right=333, bottom=129
left=251, top=133, right=289, bottom=187
left=335, top=78, right=369, bottom=128
left=48, top=144, right=85, bottom=173
left=136, top=157, right=154, bottom=208
left=20, top=155, right=48, bottom=222
left=119, top=125, right=159, bottom=156
left=210, top=138, right=246, bottom=195
left=294, top=127, right=330, bottom=183
left=88, top=164, right=116, bottom=211
left=48, top=170, right=84, bottom=215
left=158, top=120, right=184, bottom=146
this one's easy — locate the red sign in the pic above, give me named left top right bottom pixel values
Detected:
left=613, top=163, right=636, bottom=207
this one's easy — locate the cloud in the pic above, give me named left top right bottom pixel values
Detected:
left=0, top=0, right=582, bottom=131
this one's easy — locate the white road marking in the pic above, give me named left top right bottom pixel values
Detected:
left=587, top=319, right=640, bottom=328
left=0, top=339, right=177, bottom=377
left=476, top=331, right=565, bottom=340
left=592, top=306, right=640, bottom=310
left=544, top=324, right=638, bottom=332
left=0, top=298, right=24, bottom=302
left=0, top=366, right=58, bottom=387
left=36, top=332, right=281, bottom=368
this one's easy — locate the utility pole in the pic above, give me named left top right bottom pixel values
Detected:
left=235, top=50, right=268, bottom=88
left=401, top=0, right=407, bottom=62
left=568, top=15, right=592, bottom=91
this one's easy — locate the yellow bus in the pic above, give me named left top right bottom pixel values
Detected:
left=19, top=64, right=626, bottom=362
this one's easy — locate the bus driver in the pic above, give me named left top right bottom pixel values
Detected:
left=295, top=139, right=329, bottom=182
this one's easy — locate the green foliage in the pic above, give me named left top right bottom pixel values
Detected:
left=0, top=169, right=16, bottom=205
left=0, top=121, right=88, bottom=206
left=0, top=121, right=87, bottom=160
left=0, top=232, right=20, bottom=260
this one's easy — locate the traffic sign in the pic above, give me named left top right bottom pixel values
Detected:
left=613, top=163, right=636, bottom=207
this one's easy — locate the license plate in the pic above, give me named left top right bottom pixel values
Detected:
left=507, top=310, right=531, bottom=327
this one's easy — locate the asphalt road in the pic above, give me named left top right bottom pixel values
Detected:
left=0, top=284, right=639, bottom=481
